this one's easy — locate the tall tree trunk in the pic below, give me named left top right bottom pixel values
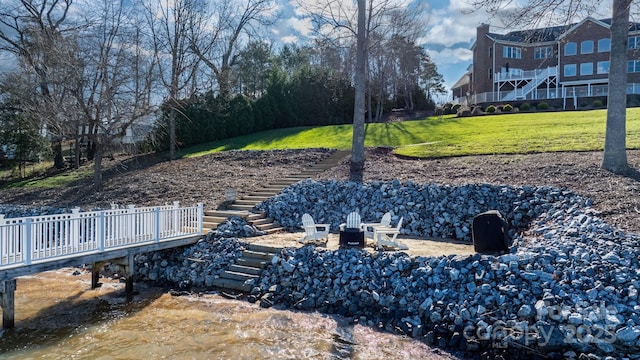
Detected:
left=74, top=122, right=81, bottom=169
left=169, top=107, right=177, bottom=160
left=350, top=0, right=367, bottom=182
left=602, top=0, right=631, bottom=173
left=52, top=139, right=64, bottom=169
left=93, top=141, right=103, bottom=192
left=367, top=80, right=372, bottom=123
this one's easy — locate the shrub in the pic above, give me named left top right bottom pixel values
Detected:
left=456, top=105, right=472, bottom=117
left=502, top=104, right=513, bottom=112
left=435, top=107, right=444, bottom=116
left=443, top=103, right=454, bottom=115
left=452, top=104, right=462, bottom=113
left=593, top=100, right=603, bottom=108
left=485, top=105, right=497, bottom=113
left=520, top=103, right=531, bottom=111
left=471, top=106, right=483, bottom=116
left=537, top=102, right=549, bottom=110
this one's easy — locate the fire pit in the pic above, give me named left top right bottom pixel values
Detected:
left=339, top=228, right=364, bottom=248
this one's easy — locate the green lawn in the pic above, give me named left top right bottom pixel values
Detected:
left=182, top=108, right=640, bottom=159
left=3, top=169, right=92, bottom=189
left=5, top=108, right=638, bottom=190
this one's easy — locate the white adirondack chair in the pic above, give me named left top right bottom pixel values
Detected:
left=363, top=212, right=392, bottom=239
left=339, top=211, right=364, bottom=231
left=374, top=217, right=408, bottom=251
left=299, top=213, right=330, bottom=244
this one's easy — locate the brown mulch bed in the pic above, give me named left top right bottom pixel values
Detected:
left=1, top=148, right=640, bottom=234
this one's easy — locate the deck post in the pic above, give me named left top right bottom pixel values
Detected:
left=1, top=279, right=17, bottom=329
left=197, top=203, right=203, bottom=234
left=112, top=254, right=135, bottom=295
left=91, top=261, right=105, bottom=289
left=172, top=201, right=180, bottom=236
left=124, top=254, right=135, bottom=295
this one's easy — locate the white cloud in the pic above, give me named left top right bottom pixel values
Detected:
left=427, top=47, right=472, bottom=65
left=287, top=16, right=312, bottom=37
left=281, top=35, right=300, bottom=44
left=424, top=17, right=476, bottom=46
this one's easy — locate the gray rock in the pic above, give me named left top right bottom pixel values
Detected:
left=616, top=325, right=640, bottom=344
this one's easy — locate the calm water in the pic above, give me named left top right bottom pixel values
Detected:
left=0, top=269, right=459, bottom=360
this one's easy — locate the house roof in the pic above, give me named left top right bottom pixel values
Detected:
left=487, top=17, right=640, bottom=44
left=451, top=72, right=470, bottom=90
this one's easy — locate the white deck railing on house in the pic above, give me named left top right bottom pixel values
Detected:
left=494, top=66, right=558, bottom=82
left=0, top=202, right=203, bottom=269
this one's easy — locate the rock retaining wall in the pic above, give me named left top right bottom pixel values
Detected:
left=4, top=180, right=640, bottom=359
left=256, top=179, right=595, bottom=242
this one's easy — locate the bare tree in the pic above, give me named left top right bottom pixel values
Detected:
left=72, top=0, right=157, bottom=190
left=295, top=0, right=427, bottom=180
left=145, top=0, right=200, bottom=160
left=603, top=0, right=632, bottom=172
left=188, top=0, right=277, bottom=98
left=0, top=0, right=76, bottom=169
left=465, top=0, right=633, bottom=173
left=352, top=0, right=366, bottom=181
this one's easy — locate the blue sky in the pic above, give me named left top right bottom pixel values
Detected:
left=0, top=0, right=479, bottom=98
left=271, top=0, right=615, bottom=101
left=270, top=0, right=492, bottom=100
left=1, top=0, right=614, bottom=101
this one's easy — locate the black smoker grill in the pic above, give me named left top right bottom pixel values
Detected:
left=339, top=228, right=365, bottom=248
left=472, top=210, right=510, bottom=253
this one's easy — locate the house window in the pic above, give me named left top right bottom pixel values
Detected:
left=628, top=60, right=640, bottom=73
left=580, top=63, right=593, bottom=75
left=629, top=36, right=640, bottom=50
left=597, top=61, right=610, bottom=74
left=489, top=68, right=492, bottom=79
left=581, top=40, right=594, bottom=54
left=564, top=64, right=577, bottom=77
left=565, top=42, right=577, bottom=56
left=534, top=46, right=553, bottom=59
left=503, top=46, right=521, bottom=59
left=598, top=38, right=611, bottom=52
left=489, top=47, right=493, bottom=58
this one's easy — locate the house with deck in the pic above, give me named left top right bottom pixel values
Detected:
left=452, top=18, right=640, bottom=109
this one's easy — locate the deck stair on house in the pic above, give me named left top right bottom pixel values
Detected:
left=202, top=150, right=350, bottom=234
left=499, top=66, right=557, bottom=101
left=211, top=243, right=282, bottom=292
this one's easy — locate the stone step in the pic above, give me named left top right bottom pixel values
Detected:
left=219, top=270, right=259, bottom=282
left=228, top=264, right=263, bottom=276
left=269, top=180, right=300, bottom=186
left=234, top=199, right=262, bottom=206
left=242, top=250, right=275, bottom=261
left=240, top=195, right=271, bottom=202
left=250, top=217, right=274, bottom=226
left=227, top=204, right=255, bottom=211
left=202, top=222, right=219, bottom=230
left=255, top=222, right=280, bottom=231
left=285, top=174, right=315, bottom=179
left=237, top=257, right=269, bottom=268
left=248, top=190, right=280, bottom=196
left=247, top=243, right=282, bottom=254
left=246, top=212, right=267, bottom=221
left=259, top=187, right=285, bottom=193
left=204, top=210, right=251, bottom=218
left=259, top=227, right=284, bottom=235
left=203, top=215, right=227, bottom=223
left=210, top=278, right=252, bottom=292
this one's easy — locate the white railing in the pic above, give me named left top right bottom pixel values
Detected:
left=494, top=66, right=557, bottom=82
left=0, top=202, right=203, bottom=269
